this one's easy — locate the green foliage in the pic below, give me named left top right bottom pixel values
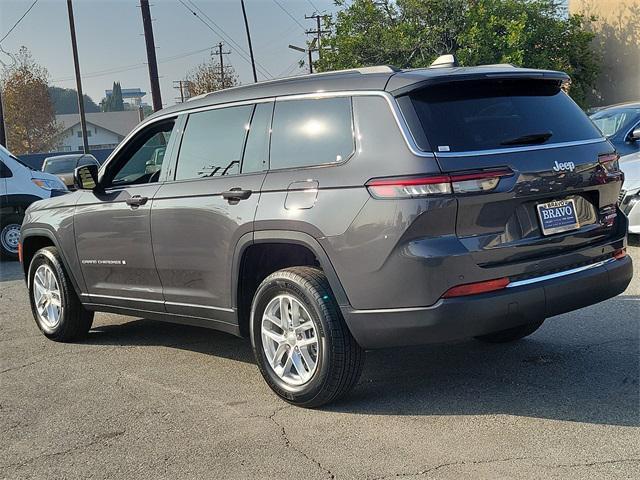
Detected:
left=101, top=81, right=124, bottom=112
left=316, top=0, right=601, bottom=108
left=48, top=86, right=99, bottom=115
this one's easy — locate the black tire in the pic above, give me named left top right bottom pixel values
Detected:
left=0, top=214, right=23, bottom=260
left=28, top=246, right=94, bottom=342
left=250, top=267, right=364, bottom=408
left=474, top=319, right=545, bottom=343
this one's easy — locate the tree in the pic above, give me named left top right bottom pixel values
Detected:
left=1, top=47, right=62, bottom=154
left=316, top=0, right=601, bottom=108
left=185, top=52, right=239, bottom=97
left=101, top=81, right=124, bottom=112
left=48, top=86, right=100, bottom=114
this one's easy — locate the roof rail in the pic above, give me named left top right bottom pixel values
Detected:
left=430, top=54, right=458, bottom=68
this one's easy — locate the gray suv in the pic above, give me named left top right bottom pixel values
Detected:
left=20, top=63, right=633, bottom=407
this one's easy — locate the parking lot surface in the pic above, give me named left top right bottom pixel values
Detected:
left=1, top=244, right=639, bottom=479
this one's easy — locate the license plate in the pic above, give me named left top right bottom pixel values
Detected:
left=536, top=199, right=580, bottom=235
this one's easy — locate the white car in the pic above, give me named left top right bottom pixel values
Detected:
left=619, top=152, right=640, bottom=234
left=0, top=144, right=68, bottom=258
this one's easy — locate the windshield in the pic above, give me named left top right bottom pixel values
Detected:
left=590, top=108, right=640, bottom=137
left=43, top=159, right=78, bottom=174
left=0, top=144, right=34, bottom=170
left=407, top=79, right=602, bottom=153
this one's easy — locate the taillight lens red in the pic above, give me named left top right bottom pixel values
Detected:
left=366, top=169, right=513, bottom=199
left=598, top=153, right=620, bottom=174
left=442, top=277, right=510, bottom=298
left=613, top=248, right=627, bottom=260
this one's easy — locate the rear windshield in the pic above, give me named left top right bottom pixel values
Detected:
left=407, top=79, right=602, bottom=153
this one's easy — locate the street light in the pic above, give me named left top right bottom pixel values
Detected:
left=288, top=42, right=315, bottom=74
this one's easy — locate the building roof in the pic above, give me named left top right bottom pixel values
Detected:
left=56, top=111, right=141, bottom=137
left=147, top=64, right=569, bottom=122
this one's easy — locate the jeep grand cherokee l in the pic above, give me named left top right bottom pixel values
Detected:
left=20, top=61, right=633, bottom=407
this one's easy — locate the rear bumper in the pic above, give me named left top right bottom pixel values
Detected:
left=341, top=255, right=633, bottom=349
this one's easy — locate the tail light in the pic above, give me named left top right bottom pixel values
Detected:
left=598, top=153, right=620, bottom=174
left=442, top=277, right=510, bottom=298
left=18, top=242, right=23, bottom=264
left=613, top=248, right=626, bottom=260
left=366, top=169, right=513, bottom=199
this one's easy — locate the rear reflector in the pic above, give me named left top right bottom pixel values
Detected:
left=18, top=242, right=23, bottom=264
left=442, top=277, right=510, bottom=298
left=366, top=169, right=513, bottom=199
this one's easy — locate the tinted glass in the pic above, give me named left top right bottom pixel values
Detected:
left=111, top=121, right=175, bottom=186
left=270, top=97, right=354, bottom=169
left=176, top=105, right=253, bottom=180
left=44, top=159, right=77, bottom=174
left=409, top=80, right=602, bottom=153
left=590, top=108, right=640, bottom=137
left=0, top=160, right=12, bottom=178
left=242, top=102, right=273, bottom=173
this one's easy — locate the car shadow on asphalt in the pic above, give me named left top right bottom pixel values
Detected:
left=81, top=294, right=639, bottom=428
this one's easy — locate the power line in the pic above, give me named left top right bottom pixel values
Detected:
left=179, top=0, right=273, bottom=79
left=50, top=45, right=217, bottom=83
left=272, top=0, right=306, bottom=30
left=0, top=0, right=39, bottom=44
left=306, top=0, right=321, bottom=12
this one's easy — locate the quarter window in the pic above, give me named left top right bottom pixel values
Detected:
left=270, top=97, right=354, bottom=170
left=175, top=105, right=253, bottom=180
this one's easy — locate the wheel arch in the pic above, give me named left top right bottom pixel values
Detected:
left=232, top=230, right=349, bottom=337
left=21, top=228, right=85, bottom=297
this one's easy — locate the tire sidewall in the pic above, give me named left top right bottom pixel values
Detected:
left=250, top=275, right=331, bottom=404
left=28, top=249, right=68, bottom=338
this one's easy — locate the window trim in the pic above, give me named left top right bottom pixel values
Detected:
left=267, top=96, right=356, bottom=172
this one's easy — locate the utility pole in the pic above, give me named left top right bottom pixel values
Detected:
left=66, top=0, right=89, bottom=154
left=140, top=0, right=162, bottom=111
left=173, top=80, right=191, bottom=103
left=305, top=12, right=330, bottom=60
left=214, top=42, right=231, bottom=88
left=240, top=0, right=258, bottom=83
left=288, top=44, right=312, bottom=74
left=0, top=88, right=6, bottom=147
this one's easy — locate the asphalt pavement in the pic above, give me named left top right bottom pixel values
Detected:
left=1, top=242, right=639, bottom=479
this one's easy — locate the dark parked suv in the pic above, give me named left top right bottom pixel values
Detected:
left=20, top=60, right=633, bottom=407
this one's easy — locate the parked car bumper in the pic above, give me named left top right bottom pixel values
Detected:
left=620, top=189, right=640, bottom=233
left=341, top=254, right=633, bottom=349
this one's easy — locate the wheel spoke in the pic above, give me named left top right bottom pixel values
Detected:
left=296, top=320, right=314, bottom=334
left=299, top=347, right=317, bottom=373
left=262, top=328, right=285, bottom=345
left=297, top=336, right=317, bottom=348
left=271, top=343, right=288, bottom=368
left=290, top=350, right=309, bottom=381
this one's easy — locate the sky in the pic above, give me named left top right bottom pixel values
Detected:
left=0, top=0, right=338, bottom=108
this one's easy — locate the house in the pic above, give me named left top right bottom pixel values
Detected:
left=55, top=111, right=142, bottom=153
left=105, top=87, right=147, bottom=107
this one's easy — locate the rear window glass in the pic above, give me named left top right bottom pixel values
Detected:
left=408, top=80, right=602, bottom=153
left=44, top=159, right=77, bottom=174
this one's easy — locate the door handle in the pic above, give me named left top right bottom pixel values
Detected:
left=125, top=195, right=148, bottom=207
left=222, top=188, right=252, bottom=203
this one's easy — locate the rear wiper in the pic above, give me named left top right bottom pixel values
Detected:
left=500, top=131, right=553, bottom=146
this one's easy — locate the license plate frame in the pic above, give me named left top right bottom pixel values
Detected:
left=536, top=199, right=580, bottom=236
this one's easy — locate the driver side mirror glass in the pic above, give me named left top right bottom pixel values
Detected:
left=74, top=164, right=99, bottom=190
left=630, top=127, right=640, bottom=142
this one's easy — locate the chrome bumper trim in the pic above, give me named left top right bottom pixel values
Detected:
left=507, top=258, right=616, bottom=288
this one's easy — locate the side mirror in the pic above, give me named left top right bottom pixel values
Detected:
left=630, top=127, right=640, bottom=142
left=74, top=164, right=99, bottom=190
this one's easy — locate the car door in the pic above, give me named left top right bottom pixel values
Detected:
left=151, top=102, right=272, bottom=322
left=74, top=118, right=179, bottom=311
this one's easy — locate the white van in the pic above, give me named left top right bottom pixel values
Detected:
left=0, top=144, right=67, bottom=258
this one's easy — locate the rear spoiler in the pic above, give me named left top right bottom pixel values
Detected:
left=387, top=69, right=570, bottom=97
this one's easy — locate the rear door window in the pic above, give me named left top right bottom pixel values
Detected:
left=175, top=105, right=253, bottom=180
left=242, top=102, right=273, bottom=174
left=407, top=79, right=602, bottom=153
left=270, top=97, right=354, bottom=169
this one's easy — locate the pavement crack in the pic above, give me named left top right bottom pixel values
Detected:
left=372, top=456, right=537, bottom=479
left=543, top=458, right=640, bottom=469
left=268, top=406, right=336, bottom=479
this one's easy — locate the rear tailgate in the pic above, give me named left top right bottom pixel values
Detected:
left=403, top=77, right=624, bottom=267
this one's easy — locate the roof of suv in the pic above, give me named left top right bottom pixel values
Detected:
left=147, top=64, right=569, bottom=122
